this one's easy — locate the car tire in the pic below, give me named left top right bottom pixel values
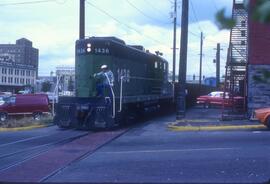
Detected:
left=266, top=116, right=270, bottom=129
left=33, top=112, right=42, bottom=121
left=0, top=113, right=7, bottom=122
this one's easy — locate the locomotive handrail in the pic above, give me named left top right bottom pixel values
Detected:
left=104, top=73, right=115, bottom=118
left=119, top=76, right=124, bottom=112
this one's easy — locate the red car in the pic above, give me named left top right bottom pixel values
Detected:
left=0, top=94, right=50, bottom=121
left=196, top=91, right=244, bottom=108
left=255, top=107, right=270, bottom=128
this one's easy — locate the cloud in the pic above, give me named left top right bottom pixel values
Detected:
left=0, top=0, right=232, bottom=78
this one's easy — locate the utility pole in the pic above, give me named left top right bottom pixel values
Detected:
left=79, top=0, right=85, bottom=40
left=176, top=0, right=189, bottom=120
left=172, top=0, right=177, bottom=82
left=216, top=43, right=221, bottom=88
left=199, top=32, right=203, bottom=86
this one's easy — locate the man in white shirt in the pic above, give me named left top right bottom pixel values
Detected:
left=94, top=65, right=114, bottom=97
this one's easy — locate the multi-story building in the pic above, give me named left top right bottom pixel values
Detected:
left=0, top=38, right=38, bottom=92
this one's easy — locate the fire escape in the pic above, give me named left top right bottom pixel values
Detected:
left=222, top=0, right=248, bottom=120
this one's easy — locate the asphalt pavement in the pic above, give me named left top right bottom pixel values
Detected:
left=47, top=107, right=270, bottom=183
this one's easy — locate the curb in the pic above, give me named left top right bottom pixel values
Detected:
left=173, top=119, right=220, bottom=123
left=0, top=123, right=54, bottom=132
left=168, top=124, right=267, bottom=131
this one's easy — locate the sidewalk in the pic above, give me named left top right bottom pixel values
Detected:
left=168, top=107, right=266, bottom=131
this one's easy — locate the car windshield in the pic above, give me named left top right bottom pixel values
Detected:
left=208, top=92, right=223, bottom=97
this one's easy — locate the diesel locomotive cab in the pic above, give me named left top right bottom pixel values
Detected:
left=54, top=37, right=173, bottom=130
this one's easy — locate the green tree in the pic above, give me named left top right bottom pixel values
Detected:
left=215, top=0, right=270, bottom=30
left=41, top=81, right=52, bottom=92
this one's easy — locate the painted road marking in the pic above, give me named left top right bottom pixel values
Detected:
left=100, top=147, right=237, bottom=154
left=168, top=124, right=267, bottom=131
left=252, top=131, right=262, bottom=133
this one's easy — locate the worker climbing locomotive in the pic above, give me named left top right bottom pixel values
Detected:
left=54, top=36, right=174, bottom=130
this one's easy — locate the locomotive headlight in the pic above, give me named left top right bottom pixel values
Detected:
left=86, top=43, right=91, bottom=52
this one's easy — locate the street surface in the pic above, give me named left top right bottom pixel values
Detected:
left=0, top=107, right=269, bottom=183
left=47, top=107, right=270, bottom=183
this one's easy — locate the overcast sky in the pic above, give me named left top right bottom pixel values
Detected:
left=0, top=0, right=232, bottom=79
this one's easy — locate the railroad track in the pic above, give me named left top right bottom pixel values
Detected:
left=0, top=128, right=129, bottom=182
left=0, top=129, right=88, bottom=171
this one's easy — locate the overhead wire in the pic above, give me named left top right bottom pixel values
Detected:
left=126, top=0, right=171, bottom=25
left=211, top=0, right=219, bottom=11
left=189, top=0, right=203, bottom=33
left=86, top=0, right=171, bottom=48
left=142, top=0, right=171, bottom=20
left=0, top=0, right=60, bottom=6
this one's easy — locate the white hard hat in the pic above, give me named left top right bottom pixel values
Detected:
left=101, top=65, right=108, bottom=69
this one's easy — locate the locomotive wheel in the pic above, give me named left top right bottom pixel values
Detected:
left=84, top=109, right=96, bottom=131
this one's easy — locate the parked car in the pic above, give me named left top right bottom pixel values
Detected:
left=255, top=107, right=270, bottom=128
left=196, top=91, right=244, bottom=108
left=0, top=94, right=50, bottom=121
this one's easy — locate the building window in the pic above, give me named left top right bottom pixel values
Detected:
left=8, top=68, right=13, bottom=75
left=8, top=77, right=13, bottom=83
left=241, top=30, right=246, bottom=37
left=241, top=20, right=246, bottom=27
left=2, top=76, right=6, bottom=83
left=2, top=68, right=7, bottom=74
left=154, top=61, right=158, bottom=69
left=20, top=78, right=25, bottom=84
left=21, top=70, right=25, bottom=76
left=241, top=41, right=246, bottom=45
left=26, top=79, right=30, bottom=84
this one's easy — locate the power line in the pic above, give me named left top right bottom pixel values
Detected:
left=189, top=0, right=203, bottom=32
left=86, top=0, right=171, bottom=48
left=211, top=0, right=219, bottom=11
left=0, top=0, right=59, bottom=6
left=126, top=0, right=171, bottom=25
left=143, top=0, right=170, bottom=18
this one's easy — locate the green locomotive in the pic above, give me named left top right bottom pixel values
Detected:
left=54, top=37, right=173, bottom=129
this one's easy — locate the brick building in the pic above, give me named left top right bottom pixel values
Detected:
left=247, top=0, right=270, bottom=114
left=0, top=38, right=38, bottom=92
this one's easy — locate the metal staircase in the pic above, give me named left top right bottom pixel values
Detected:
left=222, top=0, right=248, bottom=120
